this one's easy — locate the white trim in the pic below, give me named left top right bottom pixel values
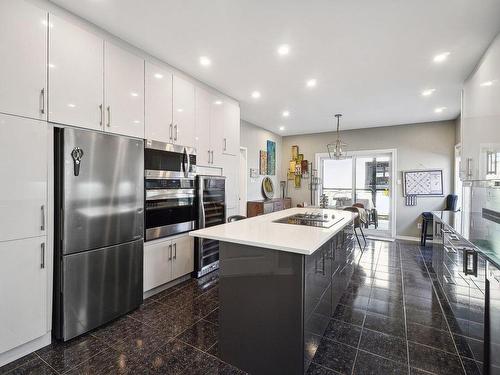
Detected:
left=396, top=235, right=420, bottom=242
left=239, top=147, right=248, bottom=216
left=0, top=332, right=51, bottom=367
left=315, top=148, right=397, bottom=239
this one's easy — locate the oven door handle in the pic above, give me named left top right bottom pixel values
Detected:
left=146, top=191, right=196, bottom=200
left=184, top=148, right=190, bottom=178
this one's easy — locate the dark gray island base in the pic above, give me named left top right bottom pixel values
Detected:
left=218, top=223, right=357, bottom=375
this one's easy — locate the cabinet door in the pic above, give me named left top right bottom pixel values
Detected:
left=0, top=0, right=47, bottom=120
left=172, top=235, right=194, bottom=280
left=223, top=102, right=240, bottom=156
left=210, top=97, right=226, bottom=167
left=145, top=62, right=173, bottom=143
left=173, top=76, right=195, bottom=147
left=144, top=240, right=172, bottom=292
left=0, top=115, right=47, bottom=241
left=0, top=236, right=47, bottom=353
left=48, top=15, right=104, bottom=130
left=195, top=87, right=212, bottom=166
left=104, top=42, right=144, bottom=138
left=222, top=154, right=239, bottom=214
left=461, top=34, right=500, bottom=180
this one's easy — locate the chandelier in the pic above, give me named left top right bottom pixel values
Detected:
left=327, top=114, right=347, bottom=159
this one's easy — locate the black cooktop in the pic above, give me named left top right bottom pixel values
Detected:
left=273, top=212, right=343, bottom=228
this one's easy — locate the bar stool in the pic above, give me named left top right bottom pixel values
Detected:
left=420, top=212, right=433, bottom=246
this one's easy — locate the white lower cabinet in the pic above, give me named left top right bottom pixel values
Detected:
left=144, top=234, right=194, bottom=292
left=0, top=114, right=47, bottom=242
left=0, top=236, right=47, bottom=353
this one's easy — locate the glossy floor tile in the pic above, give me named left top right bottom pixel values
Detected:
left=0, top=240, right=481, bottom=375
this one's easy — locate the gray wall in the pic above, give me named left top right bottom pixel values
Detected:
left=240, top=120, right=283, bottom=201
left=281, top=120, right=457, bottom=238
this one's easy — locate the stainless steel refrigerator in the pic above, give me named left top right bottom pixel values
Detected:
left=53, top=128, right=144, bottom=341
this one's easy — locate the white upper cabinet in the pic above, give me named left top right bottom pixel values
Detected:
left=195, top=87, right=213, bottom=166
left=0, top=237, right=47, bottom=353
left=104, top=42, right=144, bottom=138
left=145, top=62, right=173, bottom=143
left=0, top=0, right=47, bottom=120
left=223, top=101, right=240, bottom=156
left=0, top=114, right=47, bottom=242
left=173, top=76, right=196, bottom=147
left=461, top=34, right=500, bottom=180
left=209, top=97, right=226, bottom=167
left=49, top=15, right=104, bottom=130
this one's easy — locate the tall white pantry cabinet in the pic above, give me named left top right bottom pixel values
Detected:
left=0, top=0, right=241, bottom=365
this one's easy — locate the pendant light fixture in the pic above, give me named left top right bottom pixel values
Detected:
left=327, top=114, right=347, bottom=159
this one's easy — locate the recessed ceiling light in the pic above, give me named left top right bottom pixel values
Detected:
left=130, top=92, right=139, bottom=97
left=133, top=120, right=141, bottom=124
left=279, top=126, right=285, bottom=131
left=435, top=107, right=447, bottom=113
left=433, top=52, right=450, bottom=63
left=67, top=103, right=76, bottom=108
left=154, top=73, right=164, bottom=79
left=277, top=44, right=290, bottom=56
left=214, top=100, right=223, bottom=105
left=282, top=110, right=290, bottom=117
left=199, top=56, right=211, bottom=67
left=42, top=20, right=54, bottom=28
left=306, top=79, right=317, bottom=88
left=177, top=108, right=184, bottom=112
left=480, top=80, right=496, bottom=87
left=421, top=88, right=436, bottom=96
left=48, top=63, right=56, bottom=69
left=251, top=91, right=261, bottom=99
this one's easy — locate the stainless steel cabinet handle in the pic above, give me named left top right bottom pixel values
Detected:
left=169, top=124, right=173, bottom=140
left=211, top=150, right=214, bottom=164
left=174, top=125, right=178, bottom=141
left=40, top=88, right=45, bottom=115
left=224, top=138, right=227, bottom=151
left=467, top=158, right=473, bottom=178
left=173, top=243, right=177, bottom=259
left=443, top=275, right=455, bottom=285
left=168, top=244, right=172, bottom=260
left=40, top=242, right=45, bottom=269
left=106, top=106, right=111, bottom=127
left=208, top=150, right=211, bottom=164
left=99, top=104, right=103, bottom=126
left=444, top=245, right=456, bottom=254
left=41, top=205, right=45, bottom=231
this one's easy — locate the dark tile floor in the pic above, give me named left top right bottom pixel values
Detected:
left=0, top=240, right=483, bottom=375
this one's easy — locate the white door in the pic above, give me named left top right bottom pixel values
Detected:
left=145, top=62, right=173, bottom=143
left=172, top=235, right=194, bottom=280
left=0, top=236, right=47, bottom=353
left=223, top=102, right=240, bottom=156
left=173, top=76, right=196, bottom=147
left=104, top=42, right=144, bottom=138
left=143, top=240, right=172, bottom=292
left=210, top=98, right=225, bottom=167
left=222, top=154, right=239, bottom=217
left=195, top=87, right=212, bottom=166
left=0, top=0, right=47, bottom=120
left=49, top=14, right=104, bottom=130
left=0, top=115, right=47, bottom=242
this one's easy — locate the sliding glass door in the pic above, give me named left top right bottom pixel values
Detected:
left=319, top=151, right=394, bottom=238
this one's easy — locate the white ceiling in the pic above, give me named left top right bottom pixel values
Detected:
left=49, top=0, right=500, bottom=135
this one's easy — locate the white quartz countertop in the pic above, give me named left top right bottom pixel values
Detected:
left=189, top=208, right=356, bottom=255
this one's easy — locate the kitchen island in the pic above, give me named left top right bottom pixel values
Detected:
left=190, top=208, right=358, bottom=375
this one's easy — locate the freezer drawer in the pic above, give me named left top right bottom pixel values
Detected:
left=60, top=239, right=143, bottom=340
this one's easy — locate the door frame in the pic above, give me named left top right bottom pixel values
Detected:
left=239, top=147, right=248, bottom=216
left=315, top=148, right=397, bottom=239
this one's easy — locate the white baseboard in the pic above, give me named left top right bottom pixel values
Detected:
left=143, top=274, right=191, bottom=300
left=0, top=332, right=51, bottom=368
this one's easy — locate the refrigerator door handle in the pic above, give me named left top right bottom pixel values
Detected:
left=41, top=205, right=45, bottom=231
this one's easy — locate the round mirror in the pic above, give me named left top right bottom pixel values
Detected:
left=262, top=177, right=274, bottom=199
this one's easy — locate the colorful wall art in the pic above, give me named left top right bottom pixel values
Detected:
left=267, top=140, right=276, bottom=175
left=288, top=145, right=309, bottom=188
left=259, top=150, right=268, bottom=175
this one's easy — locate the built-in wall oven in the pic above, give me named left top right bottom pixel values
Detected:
left=195, top=175, right=226, bottom=277
left=145, top=140, right=197, bottom=241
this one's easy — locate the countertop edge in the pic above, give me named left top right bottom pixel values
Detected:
left=189, top=213, right=354, bottom=256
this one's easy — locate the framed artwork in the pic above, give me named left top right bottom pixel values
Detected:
left=267, top=140, right=276, bottom=175
left=259, top=150, right=268, bottom=175
left=291, top=145, right=299, bottom=160
left=287, top=171, right=295, bottom=180
left=296, top=153, right=304, bottom=162
left=403, top=169, right=444, bottom=196
left=294, top=175, right=301, bottom=188
left=289, top=160, right=296, bottom=173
